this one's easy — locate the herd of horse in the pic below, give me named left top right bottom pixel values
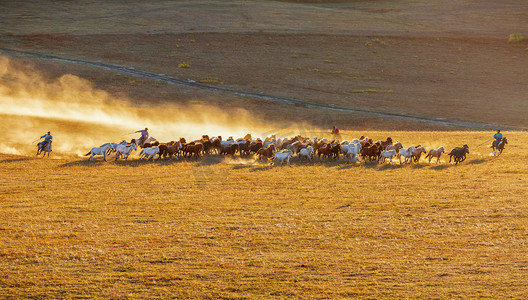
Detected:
left=69, top=134, right=509, bottom=166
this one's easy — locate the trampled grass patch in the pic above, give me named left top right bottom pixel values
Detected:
left=1, top=131, right=527, bottom=298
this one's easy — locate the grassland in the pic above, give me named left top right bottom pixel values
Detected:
left=1, top=131, right=527, bottom=298
left=1, top=0, right=528, bottom=298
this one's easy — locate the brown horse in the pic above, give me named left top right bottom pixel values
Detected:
left=361, top=143, right=380, bottom=161
left=183, top=143, right=203, bottom=159
left=238, top=140, right=251, bottom=156
left=376, top=137, right=393, bottom=151
left=411, top=146, right=427, bottom=162
left=492, top=137, right=508, bottom=156
left=249, top=141, right=263, bottom=155
left=448, top=144, right=469, bottom=165
left=158, top=141, right=181, bottom=160
left=221, top=143, right=239, bottom=157
left=256, top=144, right=276, bottom=160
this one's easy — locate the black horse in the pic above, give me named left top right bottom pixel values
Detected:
left=448, top=144, right=469, bottom=165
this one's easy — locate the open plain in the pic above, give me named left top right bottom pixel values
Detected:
left=1, top=0, right=527, bottom=298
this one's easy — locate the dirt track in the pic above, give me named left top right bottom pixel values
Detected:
left=1, top=47, right=525, bottom=131
left=1, top=0, right=527, bottom=130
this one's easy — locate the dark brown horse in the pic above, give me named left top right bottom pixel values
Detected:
left=448, top=144, right=469, bottom=165
left=183, top=143, right=203, bottom=159
left=361, top=143, right=381, bottom=161
left=376, top=137, right=393, bottom=151
left=221, top=143, right=239, bottom=157
left=256, top=144, right=276, bottom=160
left=249, top=141, right=263, bottom=155
left=492, top=137, right=508, bottom=156
left=238, top=140, right=251, bottom=156
left=158, top=141, right=181, bottom=160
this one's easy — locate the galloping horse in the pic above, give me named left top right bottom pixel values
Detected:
left=492, top=137, right=508, bottom=156
left=37, top=141, right=52, bottom=157
left=85, top=144, right=115, bottom=162
left=424, top=147, right=445, bottom=163
left=448, top=144, right=469, bottom=165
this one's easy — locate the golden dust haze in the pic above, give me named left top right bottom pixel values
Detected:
left=0, top=56, right=312, bottom=157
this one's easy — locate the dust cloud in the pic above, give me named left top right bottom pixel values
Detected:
left=0, top=56, right=312, bottom=157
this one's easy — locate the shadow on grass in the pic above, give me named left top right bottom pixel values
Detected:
left=59, top=157, right=181, bottom=167
left=337, top=163, right=362, bottom=170
left=0, top=157, right=33, bottom=163
left=250, top=165, right=273, bottom=172
left=376, top=164, right=405, bottom=171
left=232, top=164, right=254, bottom=170
left=197, top=155, right=223, bottom=166
left=59, top=158, right=106, bottom=167
left=411, top=164, right=427, bottom=169
left=430, top=164, right=451, bottom=170
left=468, top=158, right=487, bottom=165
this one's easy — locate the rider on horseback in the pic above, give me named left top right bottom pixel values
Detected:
left=493, top=129, right=503, bottom=146
left=331, top=125, right=341, bottom=140
left=135, top=128, right=149, bottom=145
left=38, top=131, right=53, bottom=150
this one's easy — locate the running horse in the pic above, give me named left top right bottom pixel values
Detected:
left=37, top=141, right=52, bottom=157
left=448, top=144, right=469, bottom=165
left=491, top=137, right=508, bottom=156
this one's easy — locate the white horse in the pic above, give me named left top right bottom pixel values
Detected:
left=85, top=144, right=115, bottom=162
left=298, top=146, right=314, bottom=162
left=342, top=143, right=361, bottom=163
left=37, top=141, right=52, bottom=157
left=379, top=150, right=397, bottom=164
left=100, top=140, right=127, bottom=156
left=139, top=146, right=159, bottom=161
left=115, top=143, right=137, bottom=160
left=398, top=146, right=416, bottom=164
left=272, top=150, right=293, bottom=167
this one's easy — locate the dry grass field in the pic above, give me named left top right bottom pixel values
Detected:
left=1, top=0, right=528, bottom=298
left=1, top=131, right=528, bottom=299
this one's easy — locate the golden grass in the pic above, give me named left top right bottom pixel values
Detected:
left=1, top=131, right=527, bottom=298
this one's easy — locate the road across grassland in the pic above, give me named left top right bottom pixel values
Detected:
left=1, top=47, right=525, bottom=131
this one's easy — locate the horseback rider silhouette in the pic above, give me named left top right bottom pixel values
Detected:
left=135, top=128, right=149, bottom=145
left=493, top=129, right=502, bottom=146
left=38, top=131, right=53, bottom=150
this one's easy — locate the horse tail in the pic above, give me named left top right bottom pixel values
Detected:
left=84, top=151, right=91, bottom=156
